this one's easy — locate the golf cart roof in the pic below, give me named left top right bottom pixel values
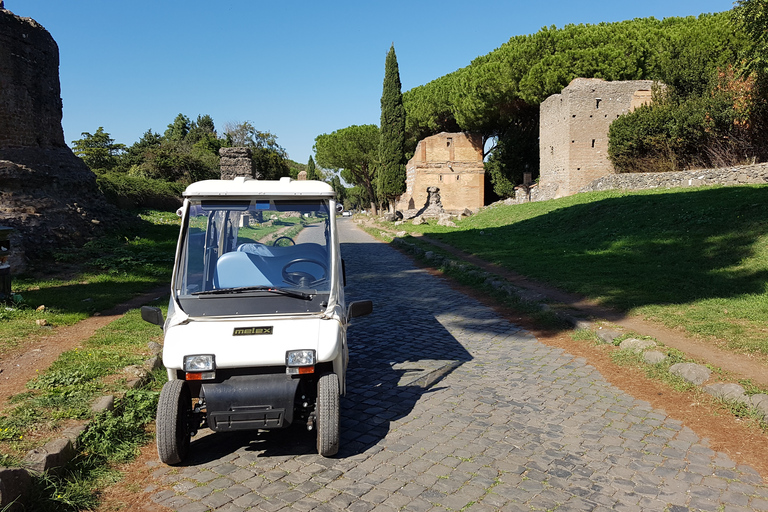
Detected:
left=183, top=177, right=335, bottom=199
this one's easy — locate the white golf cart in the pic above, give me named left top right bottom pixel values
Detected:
left=142, top=177, right=372, bottom=464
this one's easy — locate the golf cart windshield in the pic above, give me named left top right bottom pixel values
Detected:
left=174, top=198, right=334, bottom=317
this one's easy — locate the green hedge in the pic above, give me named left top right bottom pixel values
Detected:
left=96, top=173, right=184, bottom=211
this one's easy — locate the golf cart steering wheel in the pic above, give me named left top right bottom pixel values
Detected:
left=273, top=236, right=295, bottom=246
left=282, top=258, right=328, bottom=287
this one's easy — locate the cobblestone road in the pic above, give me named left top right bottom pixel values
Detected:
left=148, top=220, right=768, bottom=511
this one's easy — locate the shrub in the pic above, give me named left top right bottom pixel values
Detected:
left=96, top=173, right=184, bottom=211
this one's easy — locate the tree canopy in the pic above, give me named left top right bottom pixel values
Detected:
left=401, top=12, right=751, bottom=195
left=73, top=115, right=293, bottom=186
left=71, top=127, right=126, bottom=172
left=314, top=124, right=380, bottom=214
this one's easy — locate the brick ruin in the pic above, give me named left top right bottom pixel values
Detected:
left=537, top=78, right=654, bottom=200
left=395, top=132, right=485, bottom=215
left=0, top=7, right=120, bottom=272
left=219, top=147, right=257, bottom=179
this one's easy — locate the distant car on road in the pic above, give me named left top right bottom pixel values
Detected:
left=342, top=211, right=352, bottom=217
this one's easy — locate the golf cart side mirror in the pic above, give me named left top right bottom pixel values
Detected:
left=336, top=203, right=344, bottom=213
left=141, top=306, right=164, bottom=326
left=347, top=300, right=372, bottom=319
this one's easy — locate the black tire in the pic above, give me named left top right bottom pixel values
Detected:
left=156, top=379, right=192, bottom=465
left=316, top=373, right=340, bottom=457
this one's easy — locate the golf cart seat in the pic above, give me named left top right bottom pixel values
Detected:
left=214, top=251, right=273, bottom=288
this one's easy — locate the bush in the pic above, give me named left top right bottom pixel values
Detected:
left=608, top=89, right=761, bottom=172
left=96, top=173, right=184, bottom=211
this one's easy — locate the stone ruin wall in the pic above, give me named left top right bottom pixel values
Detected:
left=579, top=162, right=768, bottom=192
left=0, top=7, right=121, bottom=272
left=396, top=132, right=485, bottom=215
left=0, top=8, right=64, bottom=148
left=538, top=78, right=654, bottom=200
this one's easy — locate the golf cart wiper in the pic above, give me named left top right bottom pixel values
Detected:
left=192, top=286, right=314, bottom=300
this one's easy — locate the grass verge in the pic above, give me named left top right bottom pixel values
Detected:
left=382, top=185, right=768, bottom=356
left=1, top=210, right=179, bottom=356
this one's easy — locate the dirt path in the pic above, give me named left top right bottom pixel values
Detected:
left=0, top=286, right=168, bottom=406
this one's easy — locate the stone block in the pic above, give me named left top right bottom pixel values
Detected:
left=619, top=338, right=657, bottom=353
left=669, top=362, right=711, bottom=385
left=595, top=328, right=621, bottom=344
left=643, top=351, right=667, bottom=364
left=703, top=383, right=749, bottom=405
left=23, top=438, right=76, bottom=473
left=750, top=394, right=768, bottom=419
left=91, top=395, right=115, bottom=413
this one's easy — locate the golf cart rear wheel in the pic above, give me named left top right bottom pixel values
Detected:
left=157, top=379, right=192, bottom=465
left=316, top=373, right=340, bottom=457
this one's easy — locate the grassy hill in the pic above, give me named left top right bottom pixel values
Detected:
left=399, top=185, right=768, bottom=356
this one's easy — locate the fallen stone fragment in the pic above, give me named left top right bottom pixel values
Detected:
left=91, top=395, right=115, bottom=413
left=669, top=362, right=711, bottom=385
left=643, top=351, right=667, bottom=365
left=144, top=355, right=163, bottom=372
left=750, top=394, right=768, bottom=419
left=24, top=438, right=76, bottom=474
left=703, top=383, right=750, bottom=405
left=596, top=328, right=621, bottom=344
left=619, top=338, right=657, bottom=353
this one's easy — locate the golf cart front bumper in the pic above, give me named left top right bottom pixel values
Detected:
left=202, top=374, right=300, bottom=431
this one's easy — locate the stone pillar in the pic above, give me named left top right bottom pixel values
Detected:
left=297, top=170, right=307, bottom=180
left=219, top=147, right=259, bottom=180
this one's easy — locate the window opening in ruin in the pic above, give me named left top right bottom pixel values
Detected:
left=456, top=175, right=460, bottom=181
left=439, top=175, right=443, bottom=182
left=596, top=98, right=601, bottom=109
left=592, top=139, right=596, bottom=148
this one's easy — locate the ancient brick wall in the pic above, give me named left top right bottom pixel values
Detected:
left=0, top=8, right=122, bottom=272
left=0, top=9, right=64, bottom=148
left=539, top=78, right=654, bottom=199
left=396, top=132, right=485, bottom=214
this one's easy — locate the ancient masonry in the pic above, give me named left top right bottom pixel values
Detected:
left=0, top=7, right=120, bottom=272
left=538, top=78, right=654, bottom=200
left=219, top=147, right=257, bottom=179
left=395, top=132, right=484, bottom=215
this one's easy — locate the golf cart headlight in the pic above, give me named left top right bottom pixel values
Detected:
left=286, top=350, right=315, bottom=375
left=183, top=354, right=216, bottom=380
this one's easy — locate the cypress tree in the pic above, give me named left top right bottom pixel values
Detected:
left=307, top=155, right=319, bottom=180
left=378, top=44, right=406, bottom=214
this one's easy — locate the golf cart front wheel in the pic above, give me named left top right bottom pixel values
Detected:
left=316, top=373, right=340, bottom=457
left=156, top=379, right=192, bottom=465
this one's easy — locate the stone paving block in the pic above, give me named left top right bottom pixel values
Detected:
left=201, top=490, right=233, bottom=509
left=176, top=502, right=210, bottom=512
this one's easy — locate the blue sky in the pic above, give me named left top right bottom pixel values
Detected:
left=13, top=0, right=734, bottom=164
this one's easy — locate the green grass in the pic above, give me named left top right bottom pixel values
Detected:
left=392, top=185, right=768, bottom=355
left=0, top=306, right=166, bottom=465
left=0, top=210, right=179, bottom=355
